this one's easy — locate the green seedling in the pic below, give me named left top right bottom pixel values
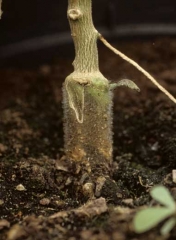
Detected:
left=133, top=185, right=176, bottom=235
left=63, top=0, right=176, bottom=184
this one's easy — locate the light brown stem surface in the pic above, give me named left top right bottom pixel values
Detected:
left=67, top=0, right=99, bottom=73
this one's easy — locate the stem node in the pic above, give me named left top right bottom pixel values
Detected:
left=68, top=9, right=82, bottom=20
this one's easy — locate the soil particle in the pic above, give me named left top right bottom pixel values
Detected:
left=0, top=219, right=10, bottom=230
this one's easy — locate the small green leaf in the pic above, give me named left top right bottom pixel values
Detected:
left=160, top=217, right=176, bottom=236
left=133, top=207, right=172, bottom=233
left=66, top=80, right=85, bottom=123
left=110, top=79, right=140, bottom=91
left=150, top=185, right=175, bottom=210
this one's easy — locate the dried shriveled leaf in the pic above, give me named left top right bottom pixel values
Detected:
left=74, top=197, right=108, bottom=217
left=110, top=79, right=140, bottom=92
left=50, top=197, right=108, bottom=219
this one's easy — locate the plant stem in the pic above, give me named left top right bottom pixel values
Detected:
left=63, top=0, right=113, bottom=178
left=67, top=0, right=98, bottom=73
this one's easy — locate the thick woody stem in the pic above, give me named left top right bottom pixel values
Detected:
left=67, top=0, right=99, bottom=73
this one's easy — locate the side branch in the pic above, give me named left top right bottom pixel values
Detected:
left=98, top=34, right=176, bottom=104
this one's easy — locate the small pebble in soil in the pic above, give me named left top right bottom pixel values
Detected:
left=82, top=182, right=94, bottom=198
left=15, top=184, right=26, bottom=191
left=11, top=174, right=16, bottom=181
left=0, top=199, right=4, bottom=205
left=122, top=198, right=134, bottom=207
left=116, top=193, right=123, bottom=198
left=39, top=198, right=50, bottom=206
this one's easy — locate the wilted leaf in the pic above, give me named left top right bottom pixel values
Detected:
left=110, top=79, right=140, bottom=92
left=150, top=185, right=175, bottom=210
left=133, top=207, right=172, bottom=233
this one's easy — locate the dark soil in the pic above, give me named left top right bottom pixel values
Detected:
left=0, top=37, right=176, bottom=240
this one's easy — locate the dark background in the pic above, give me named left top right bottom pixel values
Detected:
left=0, top=0, right=176, bottom=66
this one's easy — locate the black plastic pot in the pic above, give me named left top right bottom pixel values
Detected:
left=0, top=0, right=176, bottom=66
